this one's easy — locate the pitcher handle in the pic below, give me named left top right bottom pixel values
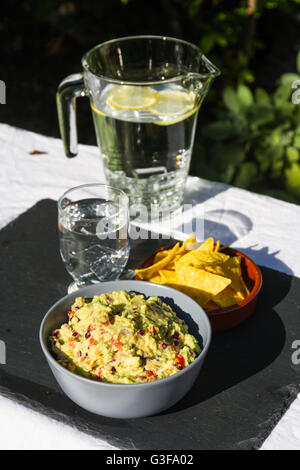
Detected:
left=56, top=73, right=87, bottom=158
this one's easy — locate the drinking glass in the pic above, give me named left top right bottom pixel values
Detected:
left=58, top=184, right=130, bottom=293
left=57, top=35, right=220, bottom=219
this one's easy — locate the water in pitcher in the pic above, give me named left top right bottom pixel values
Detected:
left=91, top=83, right=201, bottom=216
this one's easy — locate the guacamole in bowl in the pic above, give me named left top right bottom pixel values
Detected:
left=50, top=290, right=200, bottom=384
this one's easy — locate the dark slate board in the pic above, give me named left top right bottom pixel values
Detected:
left=0, top=199, right=300, bottom=450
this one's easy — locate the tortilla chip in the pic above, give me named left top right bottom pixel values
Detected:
left=153, top=250, right=168, bottom=263
left=162, top=281, right=214, bottom=307
left=176, top=265, right=231, bottom=295
left=218, top=244, right=229, bottom=252
left=206, top=256, right=248, bottom=298
left=214, top=240, right=220, bottom=252
left=178, top=234, right=197, bottom=254
left=198, top=237, right=214, bottom=251
left=158, top=269, right=177, bottom=281
left=148, top=274, right=165, bottom=284
left=185, top=242, right=202, bottom=251
left=135, top=235, right=249, bottom=312
left=176, top=250, right=229, bottom=268
left=204, top=300, right=219, bottom=313
left=240, top=277, right=250, bottom=297
left=213, top=285, right=244, bottom=308
left=135, top=242, right=181, bottom=280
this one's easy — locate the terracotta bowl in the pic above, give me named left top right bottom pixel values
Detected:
left=136, top=244, right=262, bottom=333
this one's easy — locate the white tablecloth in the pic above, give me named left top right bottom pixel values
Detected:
left=0, top=122, right=300, bottom=449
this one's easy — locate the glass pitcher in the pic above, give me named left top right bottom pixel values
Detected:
left=57, top=35, right=219, bottom=218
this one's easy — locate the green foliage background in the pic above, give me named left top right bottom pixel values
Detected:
left=2, top=0, right=300, bottom=202
left=194, top=55, right=300, bottom=204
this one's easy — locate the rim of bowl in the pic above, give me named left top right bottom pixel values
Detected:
left=136, top=245, right=263, bottom=317
left=39, top=280, right=212, bottom=389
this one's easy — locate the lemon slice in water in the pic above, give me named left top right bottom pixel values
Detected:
left=149, top=89, right=195, bottom=117
left=90, top=102, right=106, bottom=116
left=107, top=85, right=157, bottom=110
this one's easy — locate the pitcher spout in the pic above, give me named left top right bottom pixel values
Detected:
left=199, top=53, right=221, bottom=79
left=182, top=55, right=220, bottom=99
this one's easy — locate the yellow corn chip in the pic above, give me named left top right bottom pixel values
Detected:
left=176, top=250, right=229, bottom=268
left=183, top=233, right=196, bottom=245
left=177, top=234, right=197, bottom=254
left=158, top=269, right=177, bottom=281
left=240, top=277, right=250, bottom=297
left=218, top=244, right=229, bottom=252
left=180, top=236, right=215, bottom=253
left=148, top=274, right=165, bottom=284
left=214, top=240, right=220, bottom=252
left=184, top=242, right=203, bottom=251
left=213, top=286, right=244, bottom=308
left=135, top=242, right=181, bottom=280
left=176, top=265, right=231, bottom=295
left=206, top=256, right=248, bottom=298
left=240, top=270, right=250, bottom=297
left=136, top=235, right=249, bottom=312
left=204, top=300, right=219, bottom=312
left=153, top=250, right=168, bottom=263
left=154, top=255, right=181, bottom=272
left=161, top=281, right=213, bottom=307
left=198, top=237, right=214, bottom=251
